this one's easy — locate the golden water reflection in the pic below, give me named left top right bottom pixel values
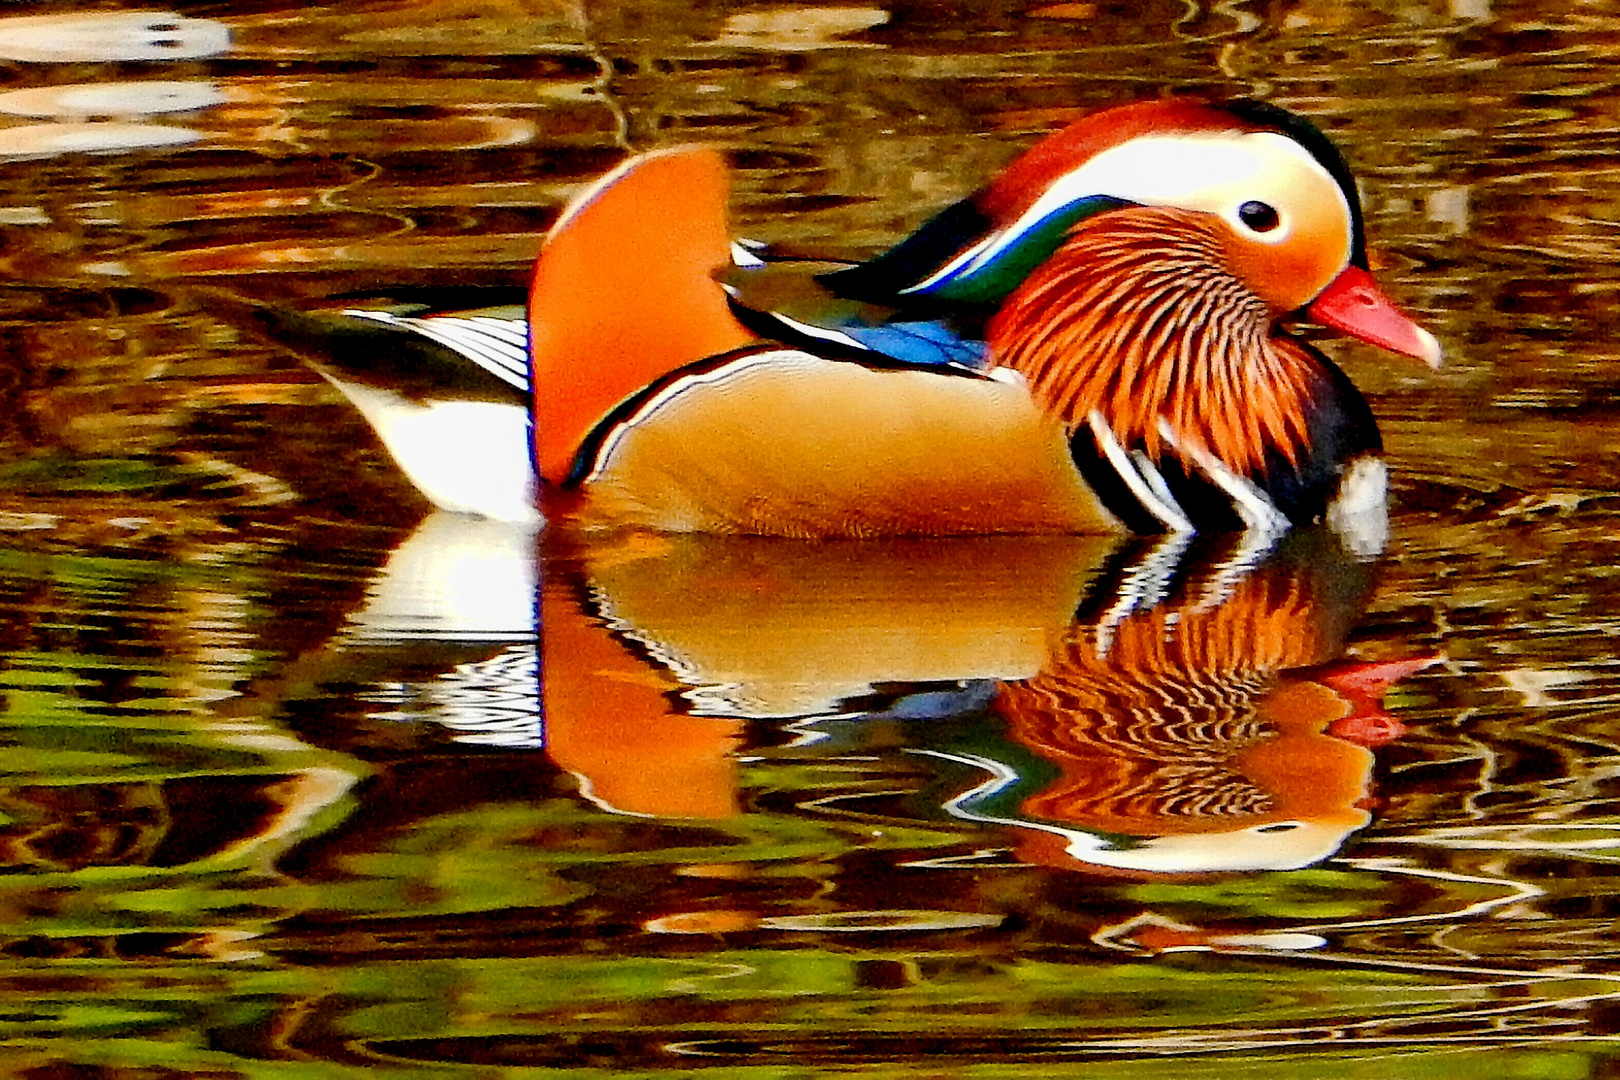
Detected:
left=545, top=529, right=1423, bottom=878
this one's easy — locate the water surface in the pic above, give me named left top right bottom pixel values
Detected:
left=0, top=1, right=1617, bottom=1076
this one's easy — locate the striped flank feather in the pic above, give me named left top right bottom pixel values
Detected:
left=342, top=309, right=531, bottom=395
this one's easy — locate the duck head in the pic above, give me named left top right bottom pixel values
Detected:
left=823, top=99, right=1439, bottom=533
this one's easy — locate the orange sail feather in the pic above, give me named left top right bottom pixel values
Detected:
left=529, top=147, right=757, bottom=484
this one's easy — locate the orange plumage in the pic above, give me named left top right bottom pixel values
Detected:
left=989, top=208, right=1321, bottom=478
left=528, top=148, right=756, bottom=485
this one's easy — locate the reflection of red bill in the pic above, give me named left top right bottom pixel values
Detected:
left=1320, top=655, right=1442, bottom=699
left=1327, top=711, right=1406, bottom=748
left=1321, top=654, right=1442, bottom=748
left=1309, top=266, right=1443, bottom=369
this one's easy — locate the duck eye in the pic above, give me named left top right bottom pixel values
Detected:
left=1238, top=200, right=1281, bottom=233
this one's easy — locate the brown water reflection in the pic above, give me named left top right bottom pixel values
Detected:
left=0, top=0, right=1617, bottom=1075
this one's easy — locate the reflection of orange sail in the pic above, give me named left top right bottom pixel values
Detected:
left=541, top=564, right=743, bottom=820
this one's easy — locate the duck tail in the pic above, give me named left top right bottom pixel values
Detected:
left=529, top=147, right=757, bottom=484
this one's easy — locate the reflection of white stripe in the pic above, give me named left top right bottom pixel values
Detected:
left=1189, top=526, right=1282, bottom=614
left=342, top=310, right=530, bottom=392
left=1093, top=530, right=1192, bottom=657
left=912, top=747, right=1116, bottom=858
left=585, top=349, right=815, bottom=483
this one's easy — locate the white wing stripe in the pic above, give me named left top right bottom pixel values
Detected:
left=584, top=349, right=813, bottom=483
left=1154, top=417, right=1288, bottom=534
left=406, top=318, right=528, bottom=386
left=1087, top=411, right=1193, bottom=533
left=768, top=312, right=872, bottom=351
left=468, top=316, right=530, bottom=348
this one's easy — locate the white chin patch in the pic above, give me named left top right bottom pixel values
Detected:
left=1327, top=455, right=1388, bottom=559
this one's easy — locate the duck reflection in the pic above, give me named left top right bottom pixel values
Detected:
left=544, top=527, right=1431, bottom=876
left=942, top=535, right=1429, bottom=875
left=323, top=510, right=541, bottom=748
left=543, top=532, right=1113, bottom=819
left=301, top=510, right=1425, bottom=878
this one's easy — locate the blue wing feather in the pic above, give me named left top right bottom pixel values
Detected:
left=722, top=253, right=993, bottom=373
left=840, top=320, right=990, bottom=369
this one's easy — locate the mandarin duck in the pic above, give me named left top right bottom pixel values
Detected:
left=263, top=98, right=1439, bottom=538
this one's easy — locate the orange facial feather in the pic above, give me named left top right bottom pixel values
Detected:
left=988, top=207, right=1322, bottom=479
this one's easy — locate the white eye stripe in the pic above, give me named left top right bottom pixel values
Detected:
left=992, top=129, right=1346, bottom=255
